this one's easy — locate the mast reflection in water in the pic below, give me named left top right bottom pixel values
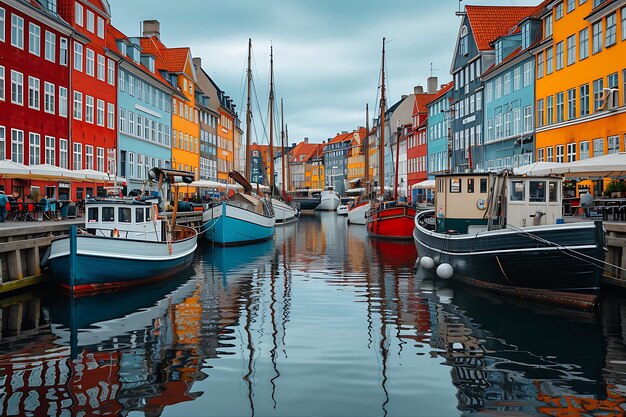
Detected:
left=0, top=212, right=625, bottom=416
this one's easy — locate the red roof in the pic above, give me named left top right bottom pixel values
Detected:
left=139, top=37, right=191, bottom=74
left=290, top=142, right=318, bottom=163
left=466, top=6, right=537, bottom=51
left=326, top=132, right=353, bottom=146
left=426, top=81, right=454, bottom=107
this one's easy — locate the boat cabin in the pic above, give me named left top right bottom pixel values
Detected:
left=435, top=173, right=563, bottom=234
left=84, top=199, right=165, bottom=241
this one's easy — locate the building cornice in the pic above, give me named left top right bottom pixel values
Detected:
left=536, top=106, right=626, bottom=133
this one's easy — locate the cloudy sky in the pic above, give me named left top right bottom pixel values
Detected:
left=108, top=0, right=534, bottom=144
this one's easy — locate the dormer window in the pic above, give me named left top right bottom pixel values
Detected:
left=495, top=41, right=503, bottom=64
left=141, top=54, right=155, bottom=72
left=544, top=13, right=553, bottom=38
left=459, top=26, right=469, bottom=56
left=521, top=23, right=531, bottom=49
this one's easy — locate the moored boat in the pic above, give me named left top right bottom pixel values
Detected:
left=47, top=197, right=198, bottom=294
left=347, top=201, right=370, bottom=225
left=272, top=197, right=300, bottom=223
left=316, top=186, right=340, bottom=211
left=413, top=172, right=605, bottom=309
left=336, top=198, right=353, bottom=215
left=368, top=201, right=417, bottom=239
left=291, top=188, right=322, bottom=211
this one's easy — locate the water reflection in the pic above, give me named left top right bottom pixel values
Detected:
left=0, top=212, right=625, bottom=416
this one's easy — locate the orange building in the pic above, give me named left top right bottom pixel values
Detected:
left=305, top=144, right=325, bottom=189
left=217, top=99, right=236, bottom=183
left=346, top=128, right=368, bottom=189
left=533, top=0, right=626, bottom=197
left=140, top=22, right=199, bottom=183
left=288, top=140, right=319, bottom=190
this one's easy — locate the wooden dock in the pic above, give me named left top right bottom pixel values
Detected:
left=602, top=222, right=626, bottom=287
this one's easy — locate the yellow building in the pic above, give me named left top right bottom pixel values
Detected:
left=305, top=144, right=325, bottom=189
left=534, top=0, right=626, bottom=196
left=217, top=106, right=236, bottom=183
left=347, top=128, right=367, bottom=188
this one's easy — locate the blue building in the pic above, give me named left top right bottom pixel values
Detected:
left=324, top=132, right=353, bottom=195
left=450, top=5, right=537, bottom=173
left=110, top=28, right=176, bottom=195
left=481, top=14, right=542, bottom=171
left=426, top=82, right=454, bottom=177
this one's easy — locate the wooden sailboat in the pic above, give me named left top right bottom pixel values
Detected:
left=366, top=38, right=416, bottom=239
left=201, top=39, right=276, bottom=245
left=268, top=48, right=299, bottom=223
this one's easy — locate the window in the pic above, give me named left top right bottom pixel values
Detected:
left=60, top=38, right=67, bottom=66
left=605, top=12, right=616, bottom=46
left=608, top=135, right=620, bottom=154
left=0, top=66, right=4, bottom=101
left=45, top=136, right=55, bottom=165
left=44, top=31, right=55, bottom=62
left=97, top=17, right=104, bottom=39
left=580, top=141, right=590, bottom=159
left=59, top=87, right=67, bottom=117
left=44, top=82, right=54, bottom=114
left=136, top=207, right=144, bottom=223
left=546, top=47, right=554, bottom=75
left=59, top=138, right=67, bottom=169
left=547, top=146, right=554, bottom=162
left=522, top=23, right=530, bottom=49
left=523, top=106, right=533, bottom=132
left=538, top=148, right=545, bottom=162
left=567, top=88, right=576, bottom=119
left=129, top=112, right=135, bottom=136
left=593, top=138, right=604, bottom=157
left=11, top=14, right=24, bottom=49
left=556, top=92, right=564, bottom=123
left=537, top=52, right=544, bottom=78
left=523, top=61, right=532, bottom=86
left=549, top=181, right=559, bottom=202
left=118, top=207, right=131, bottom=223
left=129, top=75, right=135, bottom=96
left=86, top=10, right=94, bottom=33
left=85, top=95, right=94, bottom=123
left=75, top=3, right=83, bottom=26
left=74, top=42, right=83, bottom=71
left=503, top=73, right=511, bottom=95
left=556, top=42, right=564, bottom=70
left=97, top=147, right=104, bottom=172
left=556, top=145, right=564, bottom=163
left=450, top=178, right=461, bottom=193
left=28, top=23, right=40, bottom=56
left=107, top=103, right=114, bottom=129
left=11, top=129, right=24, bottom=163
left=579, top=28, right=589, bottom=59
left=485, top=82, right=493, bottom=103
left=622, top=6, right=626, bottom=41
left=0, top=8, right=4, bottom=43
left=97, top=54, right=105, bottom=80
left=11, top=70, right=23, bottom=105
left=107, top=59, right=115, bottom=85
left=97, top=99, right=104, bottom=126
left=102, top=207, right=114, bottom=222
left=547, top=95, right=554, bottom=125
left=545, top=14, right=553, bottom=37
left=510, top=180, right=525, bottom=201
left=566, top=35, right=576, bottom=65
left=29, top=132, right=40, bottom=165
left=592, top=21, right=602, bottom=54
left=495, top=77, right=502, bottom=99
left=73, top=90, right=82, bottom=120
left=593, top=78, right=603, bottom=111
left=529, top=181, right=546, bottom=202
left=555, top=2, right=563, bottom=19
left=580, top=84, right=589, bottom=116
left=537, top=99, right=544, bottom=127
left=567, top=143, right=576, bottom=162
left=513, top=67, right=521, bottom=91
left=73, top=142, right=82, bottom=170
left=567, top=0, right=575, bottom=12
left=85, top=145, right=93, bottom=169
left=28, top=76, right=40, bottom=110
left=513, top=108, right=521, bottom=135
left=87, top=207, right=98, bottom=222
left=85, top=48, right=94, bottom=76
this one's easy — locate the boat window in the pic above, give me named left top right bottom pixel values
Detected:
left=146, top=207, right=151, bottom=221
left=510, top=180, right=525, bottom=201
left=136, top=207, right=144, bottom=223
left=102, top=207, right=114, bottom=222
left=549, top=181, right=559, bottom=202
left=450, top=178, right=461, bottom=193
left=467, top=178, right=475, bottom=193
left=118, top=207, right=132, bottom=223
left=480, top=178, right=487, bottom=193
left=87, top=207, right=98, bottom=222
left=529, top=181, right=546, bottom=202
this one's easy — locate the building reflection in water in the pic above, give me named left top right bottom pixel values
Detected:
left=1, top=213, right=626, bottom=416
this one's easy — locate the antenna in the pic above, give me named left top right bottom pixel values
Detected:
left=429, top=63, right=439, bottom=77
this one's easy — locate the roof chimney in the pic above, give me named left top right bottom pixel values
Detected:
left=342, top=131, right=348, bottom=134
left=193, top=57, right=201, bottom=68
left=142, top=20, right=161, bottom=40
left=427, top=76, right=438, bottom=94
left=414, top=85, right=424, bottom=94
left=304, top=137, right=309, bottom=143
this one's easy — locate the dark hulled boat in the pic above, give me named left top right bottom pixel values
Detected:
left=413, top=172, right=605, bottom=309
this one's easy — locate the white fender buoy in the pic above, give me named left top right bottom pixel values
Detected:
left=420, top=256, right=435, bottom=270
left=436, top=263, right=454, bottom=279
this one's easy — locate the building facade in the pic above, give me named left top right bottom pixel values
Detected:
left=426, top=81, right=454, bottom=177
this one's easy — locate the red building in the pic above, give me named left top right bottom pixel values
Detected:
left=0, top=0, right=73, bottom=198
left=407, top=86, right=435, bottom=202
left=57, top=0, right=117, bottom=200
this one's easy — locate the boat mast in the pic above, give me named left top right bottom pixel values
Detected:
left=286, top=124, right=291, bottom=192
left=379, top=38, right=386, bottom=199
left=281, top=99, right=286, bottom=196
left=245, top=38, right=252, bottom=182
left=269, top=45, right=276, bottom=196
left=364, top=103, right=370, bottom=194
left=394, top=122, right=400, bottom=201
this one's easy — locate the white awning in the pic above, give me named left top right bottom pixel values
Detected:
left=0, top=160, right=30, bottom=178
left=412, top=180, right=435, bottom=189
left=348, top=177, right=361, bottom=184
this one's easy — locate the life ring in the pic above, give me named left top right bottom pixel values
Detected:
left=477, top=198, right=486, bottom=210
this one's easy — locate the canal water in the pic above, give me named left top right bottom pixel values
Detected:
left=1, top=212, right=626, bottom=416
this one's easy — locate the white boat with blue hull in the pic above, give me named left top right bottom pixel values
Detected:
left=413, top=172, right=605, bottom=310
left=202, top=192, right=275, bottom=245
left=47, top=198, right=198, bottom=294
